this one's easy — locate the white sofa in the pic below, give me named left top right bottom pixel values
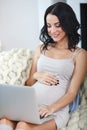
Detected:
left=0, top=48, right=87, bottom=130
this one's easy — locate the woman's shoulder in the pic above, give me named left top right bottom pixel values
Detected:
left=74, top=47, right=87, bottom=56
left=36, top=44, right=44, bottom=51
left=72, top=47, right=86, bottom=64
left=34, top=44, right=44, bottom=59
left=74, top=47, right=87, bottom=62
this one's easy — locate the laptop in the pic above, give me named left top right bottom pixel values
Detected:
left=0, top=84, right=56, bottom=124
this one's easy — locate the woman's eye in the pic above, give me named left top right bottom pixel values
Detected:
left=47, top=25, right=61, bottom=28
left=56, top=25, right=61, bottom=28
left=47, top=25, right=51, bottom=28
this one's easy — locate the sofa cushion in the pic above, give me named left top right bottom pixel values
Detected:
left=0, top=48, right=33, bottom=85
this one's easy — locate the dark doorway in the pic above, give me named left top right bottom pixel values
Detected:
left=80, top=4, right=87, bottom=51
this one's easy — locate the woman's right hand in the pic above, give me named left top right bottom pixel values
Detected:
left=33, top=72, right=59, bottom=86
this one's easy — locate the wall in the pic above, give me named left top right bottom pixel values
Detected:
left=0, top=0, right=39, bottom=50
left=51, top=0, right=66, bottom=4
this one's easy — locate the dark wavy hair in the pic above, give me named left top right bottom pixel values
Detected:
left=39, top=2, right=80, bottom=50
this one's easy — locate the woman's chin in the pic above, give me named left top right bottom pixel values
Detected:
left=52, top=37, right=60, bottom=41
left=53, top=39, right=60, bottom=42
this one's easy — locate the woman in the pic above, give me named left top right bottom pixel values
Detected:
left=0, top=2, right=87, bottom=130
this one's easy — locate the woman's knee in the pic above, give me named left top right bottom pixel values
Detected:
left=0, top=118, right=9, bottom=124
left=16, top=121, right=28, bottom=129
left=0, top=118, right=15, bottom=128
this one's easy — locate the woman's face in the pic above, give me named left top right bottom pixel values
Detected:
left=46, top=14, right=67, bottom=43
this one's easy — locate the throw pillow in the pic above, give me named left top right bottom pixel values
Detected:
left=0, top=48, right=33, bottom=85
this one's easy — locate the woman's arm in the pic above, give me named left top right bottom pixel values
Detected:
left=52, top=49, right=87, bottom=110
left=25, top=45, right=41, bottom=86
left=39, top=49, right=87, bottom=117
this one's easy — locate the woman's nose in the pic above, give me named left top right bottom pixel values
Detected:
left=51, top=26, right=57, bottom=33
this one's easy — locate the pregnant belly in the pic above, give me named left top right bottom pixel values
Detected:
left=33, top=82, right=66, bottom=105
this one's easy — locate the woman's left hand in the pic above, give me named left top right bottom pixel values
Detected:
left=39, top=105, right=54, bottom=118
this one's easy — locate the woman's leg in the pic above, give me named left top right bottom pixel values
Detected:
left=0, top=118, right=16, bottom=130
left=15, top=119, right=57, bottom=130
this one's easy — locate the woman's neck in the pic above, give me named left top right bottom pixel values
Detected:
left=55, top=44, right=68, bottom=50
left=55, top=41, right=68, bottom=50
left=55, top=36, right=68, bottom=50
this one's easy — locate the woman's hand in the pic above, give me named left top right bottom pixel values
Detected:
left=33, top=72, right=59, bottom=86
left=39, top=105, right=54, bottom=118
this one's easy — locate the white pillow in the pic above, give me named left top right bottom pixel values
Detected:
left=0, top=48, right=33, bottom=85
